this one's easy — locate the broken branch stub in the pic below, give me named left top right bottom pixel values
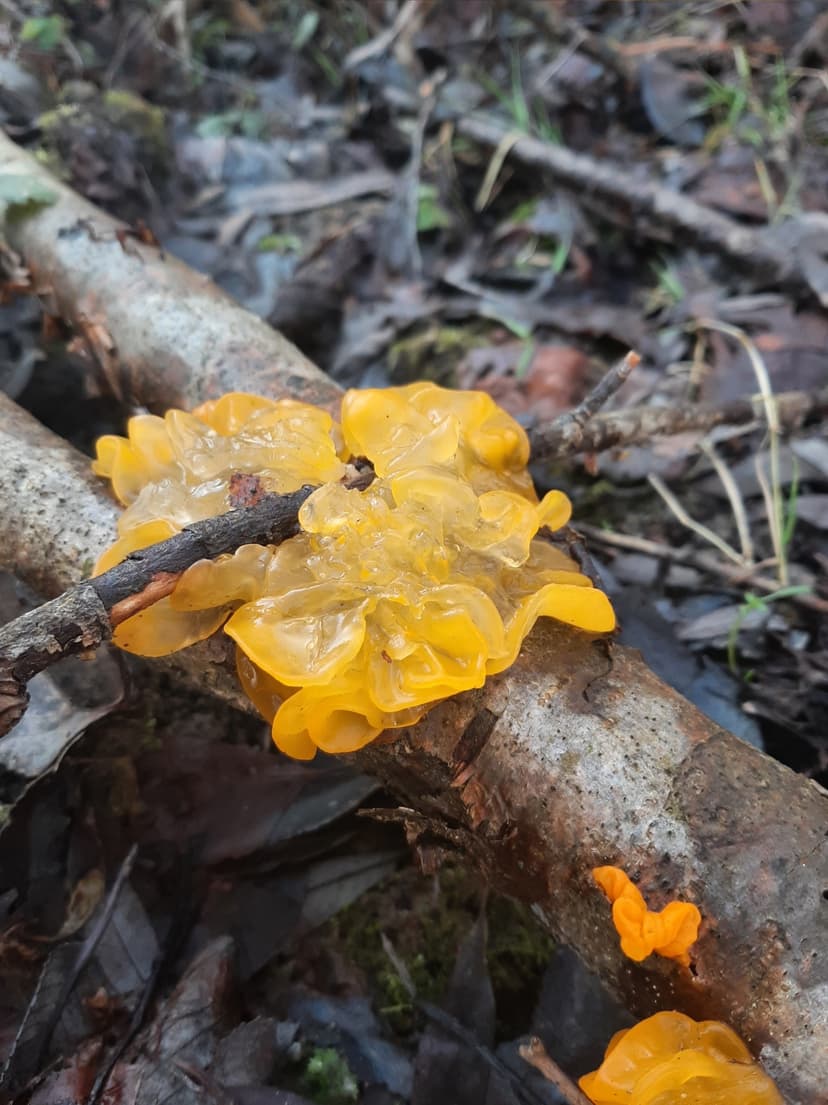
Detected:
left=0, top=148, right=825, bottom=1103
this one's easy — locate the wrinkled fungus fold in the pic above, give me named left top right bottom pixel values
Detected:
left=592, top=866, right=701, bottom=966
left=93, top=383, right=615, bottom=758
left=579, top=1011, right=784, bottom=1105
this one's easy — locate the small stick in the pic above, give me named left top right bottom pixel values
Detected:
left=0, top=473, right=371, bottom=737
left=529, top=385, right=828, bottom=460
left=532, top=352, right=639, bottom=456
left=457, top=113, right=803, bottom=290
left=418, top=1002, right=552, bottom=1105
left=571, top=351, right=640, bottom=425
left=519, top=1036, right=594, bottom=1105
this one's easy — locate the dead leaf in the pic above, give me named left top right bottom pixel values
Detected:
left=27, top=1038, right=102, bottom=1105
left=200, top=850, right=400, bottom=980
left=231, top=0, right=266, bottom=33
left=796, top=494, right=828, bottom=530
left=136, top=736, right=378, bottom=865
left=55, top=870, right=105, bottom=940
left=639, top=57, right=707, bottom=147
left=702, top=307, right=828, bottom=403
left=107, top=937, right=237, bottom=1105
left=0, top=873, right=158, bottom=1095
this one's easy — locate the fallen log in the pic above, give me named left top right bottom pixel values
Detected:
left=1, top=140, right=826, bottom=1104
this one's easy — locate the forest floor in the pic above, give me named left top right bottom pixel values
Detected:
left=0, top=2, right=826, bottom=1103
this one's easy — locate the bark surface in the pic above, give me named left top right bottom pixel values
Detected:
left=0, top=141, right=826, bottom=1103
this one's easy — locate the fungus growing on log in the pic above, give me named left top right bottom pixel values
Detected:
left=579, top=1011, right=784, bottom=1104
left=592, top=866, right=701, bottom=966
left=93, top=383, right=615, bottom=757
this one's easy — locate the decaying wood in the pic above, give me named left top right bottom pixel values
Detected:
left=0, top=146, right=826, bottom=1105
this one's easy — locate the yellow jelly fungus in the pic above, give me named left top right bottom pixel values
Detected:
left=593, top=866, right=701, bottom=967
left=579, top=1011, right=784, bottom=1105
left=92, top=383, right=615, bottom=759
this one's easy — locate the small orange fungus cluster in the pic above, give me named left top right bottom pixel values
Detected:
left=579, top=1011, right=784, bottom=1105
left=93, top=383, right=615, bottom=759
left=592, top=866, right=701, bottom=967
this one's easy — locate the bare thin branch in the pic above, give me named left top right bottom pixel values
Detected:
left=457, top=113, right=809, bottom=292
left=529, top=385, right=828, bottom=460
left=519, top=1037, right=594, bottom=1105
left=530, top=352, right=639, bottom=456
left=0, top=472, right=371, bottom=736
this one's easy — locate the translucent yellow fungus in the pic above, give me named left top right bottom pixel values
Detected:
left=592, top=866, right=701, bottom=967
left=579, top=1011, right=784, bottom=1105
left=93, top=383, right=615, bottom=758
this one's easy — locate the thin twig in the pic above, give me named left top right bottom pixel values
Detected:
left=0, top=474, right=373, bottom=737
left=520, top=1036, right=594, bottom=1105
left=570, top=351, right=640, bottom=425
left=528, top=385, right=828, bottom=460
left=417, top=1002, right=552, bottom=1105
left=344, top=0, right=425, bottom=70
left=87, top=862, right=201, bottom=1105
left=457, top=113, right=809, bottom=291
left=380, top=930, right=549, bottom=1105
left=532, top=352, right=640, bottom=455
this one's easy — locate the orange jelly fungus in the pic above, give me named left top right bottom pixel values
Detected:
left=93, top=383, right=615, bottom=759
left=592, top=866, right=701, bottom=967
left=579, top=1011, right=784, bottom=1105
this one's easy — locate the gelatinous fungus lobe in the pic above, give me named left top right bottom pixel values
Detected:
left=93, top=383, right=615, bottom=759
left=592, top=866, right=701, bottom=967
left=579, top=1011, right=784, bottom=1105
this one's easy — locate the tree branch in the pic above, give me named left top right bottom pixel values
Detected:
left=0, top=484, right=316, bottom=735
left=457, top=113, right=823, bottom=300
left=531, top=385, right=828, bottom=459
